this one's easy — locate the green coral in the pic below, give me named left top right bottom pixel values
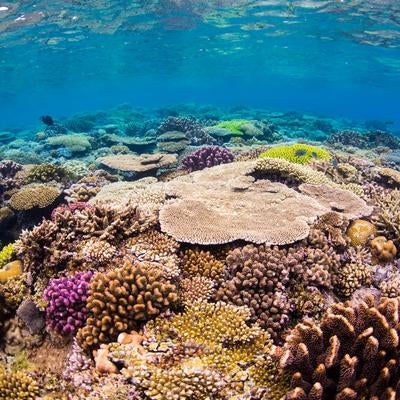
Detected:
left=0, top=243, right=15, bottom=268
left=214, top=120, right=249, bottom=135
left=259, top=143, right=331, bottom=164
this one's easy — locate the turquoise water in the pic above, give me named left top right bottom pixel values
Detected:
left=1, top=0, right=400, bottom=129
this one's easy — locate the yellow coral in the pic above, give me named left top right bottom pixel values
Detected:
left=260, top=143, right=331, bottom=164
left=346, top=219, right=376, bottom=246
left=0, top=260, right=23, bottom=282
left=0, top=243, right=15, bottom=268
left=0, top=370, right=39, bottom=400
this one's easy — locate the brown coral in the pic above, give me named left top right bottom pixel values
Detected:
left=333, top=262, right=372, bottom=297
left=76, top=261, right=178, bottom=351
left=180, top=248, right=226, bottom=283
left=370, top=236, right=397, bottom=262
left=179, top=276, right=215, bottom=306
left=9, top=184, right=61, bottom=210
left=346, top=219, right=377, bottom=246
left=280, top=295, right=400, bottom=400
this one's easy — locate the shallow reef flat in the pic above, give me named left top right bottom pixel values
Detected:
left=1, top=104, right=400, bottom=399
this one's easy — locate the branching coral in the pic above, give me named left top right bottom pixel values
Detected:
left=179, top=276, right=215, bottom=306
left=279, top=295, right=400, bottom=400
left=333, top=262, right=372, bottom=297
left=0, top=369, right=39, bottom=400
left=182, top=146, right=234, bottom=172
left=260, top=143, right=331, bottom=165
left=44, top=271, right=93, bottom=336
left=76, top=261, right=178, bottom=351
left=25, top=163, right=66, bottom=183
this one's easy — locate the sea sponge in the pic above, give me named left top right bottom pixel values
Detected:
left=0, top=370, right=39, bottom=400
left=279, top=295, right=400, bottom=400
left=25, top=163, right=66, bottom=183
left=0, top=260, right=23, bottom=282
left=44, top=271, right=93, bottom=336
left=47, top=134, right=92, bottom=153
left=9, top=184, right=60, bottom=210
left=76, top=261, right=178, bottom=351
left=180, top=248, right=226, bottom=283
left=260, top=143, right=331, bottom=164
left=370, top=236, right=397, bottom=262
left=346, top=219, right=377, bottom=246
left=0, top=243, right=15, bottom=268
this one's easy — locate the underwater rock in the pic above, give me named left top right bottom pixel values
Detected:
left=16, top=299, right=45, bottom=335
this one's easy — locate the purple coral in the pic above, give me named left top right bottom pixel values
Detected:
left=182, top=146, right=234, bottom=172
left=44, top=271, right=93, bottom=335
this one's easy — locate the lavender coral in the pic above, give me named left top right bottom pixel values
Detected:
left=182, top=146, right=234, bottom=172
left=44, top=271, right=93, bottom=335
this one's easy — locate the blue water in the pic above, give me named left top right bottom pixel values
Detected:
left=1, top=0, right=400, bottom=130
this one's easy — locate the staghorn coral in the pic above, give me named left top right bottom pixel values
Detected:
left=370, top=236, right=397, bottom=262
left=180, top=248, right=226, bottom=283
left=182, top=146, right=234, bottom=172
left=9, top=184, right=61, bottom=211
left=0, top=370, right=39, bottom=400
left=16, top=204, right=156, bottom=278
left=346, top=219, right=377, bottom=246
left=44, top=271, right=93, bottom=336
left=260, top=143, right=331, bottom=165
left=279, top=295, right=400, bottom=400
left=127, top=230, right=180, bottom=279
left=76, top=261, right=178, bottom=351
left=25, top=163, right=66, bottom=183
left=371, top=189, right=400, bottom=243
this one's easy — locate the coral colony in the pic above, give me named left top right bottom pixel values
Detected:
left=1, top=105, right=400, bottom=400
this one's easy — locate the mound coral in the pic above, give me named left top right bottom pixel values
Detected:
left=182, top=146, right=234, bottom=172
left=76, top=261, right=178, bottom=351
left=9, top=184, right=61, bottom=211
left=279, top=295, right=400, bottom=400
left=0, top=370, right=39, bottom=400
left=0, top=260, right=23, bottom=282
left=44, top=271, right=93, bottom=336
left=260, top=143, right=331, bottom=164
left=346, top=219, right=376, bottom=246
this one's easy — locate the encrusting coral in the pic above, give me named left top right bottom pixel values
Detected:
left=76, top=261, right=178, bottom=351
left=259, top=143, right=331, bottom=164
left=279, top=295, right=400, bottom=400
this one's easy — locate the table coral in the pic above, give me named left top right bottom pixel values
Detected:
left=76, top=261, right=178, bottom=351
left=44, top=271, right=93, bottom=336
left=279, top=295, right=400, bottom=400
left=260, top=143, right=331, bottom=164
